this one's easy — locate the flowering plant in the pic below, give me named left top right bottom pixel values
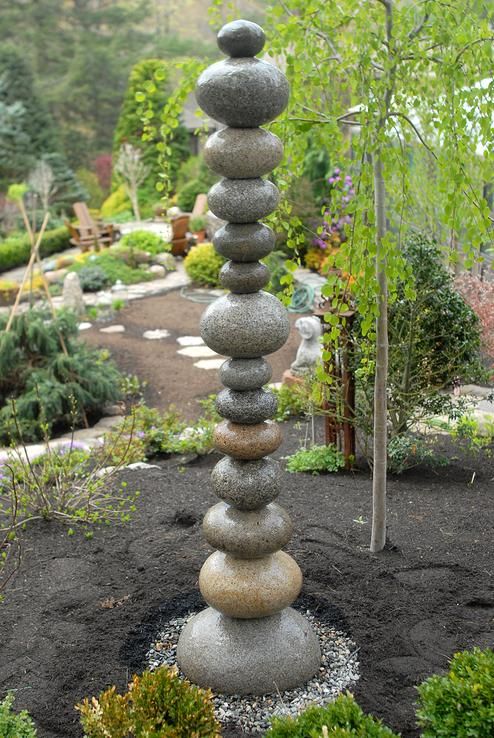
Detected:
left=313, top=169, right=355, bottom=251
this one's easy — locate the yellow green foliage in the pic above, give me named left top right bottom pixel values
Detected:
left=100, top=184, right=131, bottom=218
left=184, top=243, right=225, bottom=287
left=77, top=666, right=220, bottom=738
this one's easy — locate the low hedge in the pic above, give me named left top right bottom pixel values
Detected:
left=0, top=227, right=71, bottom=273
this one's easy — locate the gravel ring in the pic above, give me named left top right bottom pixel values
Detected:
left=146, top=609, right=360, bottom=734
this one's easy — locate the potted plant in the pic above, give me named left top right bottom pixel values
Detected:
left=189, top=215, right=207, bottom=243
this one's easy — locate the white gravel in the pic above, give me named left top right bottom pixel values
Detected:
left=146, top=609, right=360, bottom=734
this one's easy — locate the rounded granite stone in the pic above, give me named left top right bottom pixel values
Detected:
left=208, top=178, right=279, bottom=224
left=203, top=501, right=292, bottom=558
left=199, top=550, right=302, bottom=618
left=200, top=291, right=289, bottom=358
left=177, top=606, right=321, bottom=695
left=220, top=357, right=272, bottom=391
left=196, top=58, right=289, bottom=128
left=219, top=260, right=270, bottom=293
left=214, top=420, right=282, bottom=459
left=204, top=128, right=283, bottom=179
left=211, top=456, right=281, bottom=510
left=217, top=20, right=265, bottom=58
left=214, top=223, right=275, bottom=262
left=216, top=387, right=277, bottom=424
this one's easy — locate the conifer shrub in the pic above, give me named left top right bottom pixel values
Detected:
left=77, top=666, right=220, bottom=738
left=184, top=243, right=225, bottom=287
left=0, top=692, right=37, bottom=738
left=0, top=308, right=122, bottom=443
left=265, top=694, right=399, bottom=737
left=416, top=647, right=494, bottom=737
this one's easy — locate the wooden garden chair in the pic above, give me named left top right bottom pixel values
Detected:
left=71, top=202, right=115, bottom=252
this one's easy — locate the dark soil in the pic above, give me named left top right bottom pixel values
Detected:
left=1, top=290, right=493, bottom=737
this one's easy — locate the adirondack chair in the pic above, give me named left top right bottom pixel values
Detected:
left=170, top=214, right=191, bottom=256
left=69, top=202, right=115, bottom=252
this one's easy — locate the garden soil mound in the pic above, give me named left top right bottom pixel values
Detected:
left=1, top=421, right=492, bottom=738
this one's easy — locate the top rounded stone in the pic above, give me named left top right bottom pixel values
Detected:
left=217, top=20, right=265, bottom=58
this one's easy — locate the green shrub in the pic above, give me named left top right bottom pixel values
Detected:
left=0, top=442, right=138, bottom=530
left=176, top=179, right=211, bottom=212
left=76, top=168, right=104, bottom=209
left=119, top=230, right=170, bottom=255
left=285, top=444, right=346, bottom=474
left=70, top=252, right=153, bottom=286
left=77, top=266, right=110, bottom=292
left=184, top=243, right=225, bottom=287
left=100, top=184, right=131, bottom=218
left=0, top=308, right=123, bottom=443
left=265, top=693, right=399, bottom=737
left=416, top=647, right=494, bottom=737
left=77, top=665, right=220, bottom=738
left=0, top=226, right=71, bottom=273
left=387, top=434, right=447, bottom=474
left=0, top=692, right=37, bottom=738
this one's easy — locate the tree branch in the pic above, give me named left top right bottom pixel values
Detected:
left=387, top=111, right=438, bottom=159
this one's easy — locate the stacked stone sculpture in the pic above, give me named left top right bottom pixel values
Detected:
left=176, top=19, right=321, bottom=695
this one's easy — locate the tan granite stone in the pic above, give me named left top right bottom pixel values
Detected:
left=199, top=550, right=302, bottom=618
left=214, top=420, right=282, bottom=459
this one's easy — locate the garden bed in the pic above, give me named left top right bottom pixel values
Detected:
left=0, top=420, right=492, bottom=738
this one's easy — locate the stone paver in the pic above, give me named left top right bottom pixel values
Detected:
left=100, top=324, right=125, bottom=334
left=177, top=336, right=205, bottom=346
left=194, top=358, right=225, bottom=370
left=177, top=345, right=219, bottom=358
left=143, top=329, right=170, bottom=340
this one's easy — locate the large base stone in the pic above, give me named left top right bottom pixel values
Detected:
left=177, top=606, right=321, bottom=695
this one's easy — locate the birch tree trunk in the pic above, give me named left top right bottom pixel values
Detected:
left=370, top=152, right=388, bottom=553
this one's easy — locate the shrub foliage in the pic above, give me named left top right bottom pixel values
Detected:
left=0, top=226, right=71, bottom=273
left=416, top=647, right=494, bottom=738
left=265, top=693, right=399, bottom=737
left=184, top=243, right=225, bottom=287
left=0, top=692, right=37, bottom=738
left=77, top=665, right=220, bottom=738
left=0, top=308, right=122, bottom=443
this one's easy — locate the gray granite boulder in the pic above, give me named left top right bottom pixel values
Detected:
left=200, top=291, right=289, bottom=358
left=217, top=19, right=265, bottom=57
left=204, top=127, right=283, bottom=179
left=216, top=387, right=277, bottom=424
left=220, top=357, right=272, bottom=390
left=214, top=223, right=275, bottom=262
left=211, top=456, right=281, bottom=510
left=219, top=260, right=270, bottom=293
left=208, top=178, right=279, bottom=223
left=196, top=58, right=289, bottom=128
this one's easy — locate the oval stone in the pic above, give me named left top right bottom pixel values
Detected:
left=203, top=502, right=292, bottom=558
left=217, top=20, right=265, bottom=58
left=208, top=178, right=279, bottom=224
left=219, top=261, right=270, bottom=293
left=199, top=550, right=302, bottom=618
left=221, top=357, right=272, bottom=391
left=204, top=128, right=283, bottom=179
left=214, top=420, right=282, bottom=460
left=200, top=291, right=289, bottom=358
left=176, top=606, right=321, bottom=695
left=216, top=387, right=277, bottom=424
left=196, top=58, right=289, bottom=128
left=214, top=223, right=275, bottom=262
left=211, top=456, right=281, bottom=510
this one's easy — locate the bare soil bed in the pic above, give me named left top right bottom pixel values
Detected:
left=1, top=424, right=492, bottom=738
left=1, top=290, right=493, bottom=737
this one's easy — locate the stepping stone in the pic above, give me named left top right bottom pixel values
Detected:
left=78, top=322, right=92, bottom=331
left=100, top=324, right=125, bottom=334
left=194, top=358, right=225, bottom=370
left=177, top=336, right=205, bottom=346
left=143, top=329, right=170, bottom=340
left=177, top=346, right=219, bottom=358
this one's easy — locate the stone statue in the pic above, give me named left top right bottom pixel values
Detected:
left=291, top=316, right=323, bottom=376
left=176, top=19, right=320, bottom=696
left=62, top=272, right=85, bottom=316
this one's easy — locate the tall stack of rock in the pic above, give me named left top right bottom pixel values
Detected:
left=177, top=19, right=320, bottom=695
